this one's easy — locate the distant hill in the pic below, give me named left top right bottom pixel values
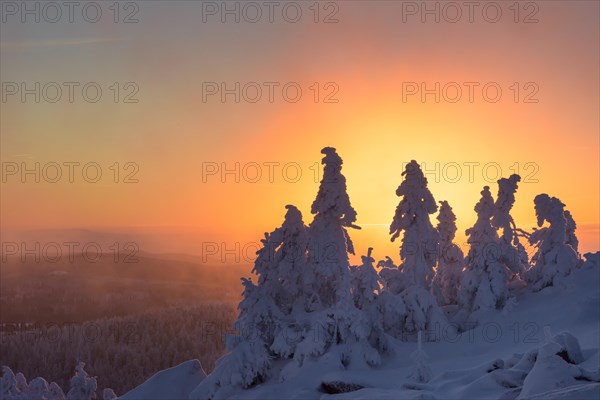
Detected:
left=0, top=252, right=250, bottom=324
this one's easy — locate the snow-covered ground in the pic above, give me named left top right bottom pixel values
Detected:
left=121, top=360, right=206, bottom=400
left=122, top=255, right=599, bottom=400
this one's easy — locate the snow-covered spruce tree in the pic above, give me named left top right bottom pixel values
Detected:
left=390, top=160, right=439, bottom=289
left=383, top=160, right=449, bottom=340
left=377, top=256, right=407, bottom=294
left=524, top=194, right=579, bottom=291
left=66, top=362, right=97, bottom=400
left=25, top=377, right=51, bottom=400
left=307, top=147, right=359, bottom=307
left=432, top=200, right=464, bottom=306
left=256, top=205, right=314, bottom=360
left=1, top=366, right=66, bottom=400
left=49, top=382, right=66, bottom=400
left=458, top=175, right=532, bottom=320
left=349, top=248, right=399, bottom=353
left=349, top=248, right=379, bottom=310
left=1, top=366, right=18, bottom=399
left=252, top=204, right=311, bottom=328
left=300, top=147, right=381, bottom=368
left=102, top=389, right=117, bottom=400
left=193, top=205, right=308, bottom=398
left=491, top=174, right=529, bottom=277
left=376, top=257, right=408, bottom=339
left=15, top=373, right=26, bottom=394
left=457, top=186, right=511, bottom=322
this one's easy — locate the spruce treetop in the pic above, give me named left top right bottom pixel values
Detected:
left=311, top=147, right=358, bottom=228
left=437, top=200, right=458, bottom=245
left=390, top=160, right=437, bottom=242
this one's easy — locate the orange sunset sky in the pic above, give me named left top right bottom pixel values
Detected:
left=1, top=1, right=598, bottom=265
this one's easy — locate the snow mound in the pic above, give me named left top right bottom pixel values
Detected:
left=517, top=330, right=596, bottom=399
left=119, top=360, right=206, bottom=400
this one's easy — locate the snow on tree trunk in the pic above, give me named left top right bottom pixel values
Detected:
left=525, top=194, right=579, bottom=291
left=432, top=201, right=464, bottom=306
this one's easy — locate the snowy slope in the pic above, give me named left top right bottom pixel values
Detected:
left=119, top=360, right=206, bottom=400
left=122, top=257, right=599, bottom=400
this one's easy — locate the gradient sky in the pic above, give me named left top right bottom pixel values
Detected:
left=1, top=1, right=598, bottom=264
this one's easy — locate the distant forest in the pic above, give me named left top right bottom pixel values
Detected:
left=0, top=254, right=247, bottom=324
left=0, top=254, right=245, bottom=394
left=1, top=305, right=236, bottom=395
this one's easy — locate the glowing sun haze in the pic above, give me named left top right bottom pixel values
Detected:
left=1, top=1, right=598, bottom=263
